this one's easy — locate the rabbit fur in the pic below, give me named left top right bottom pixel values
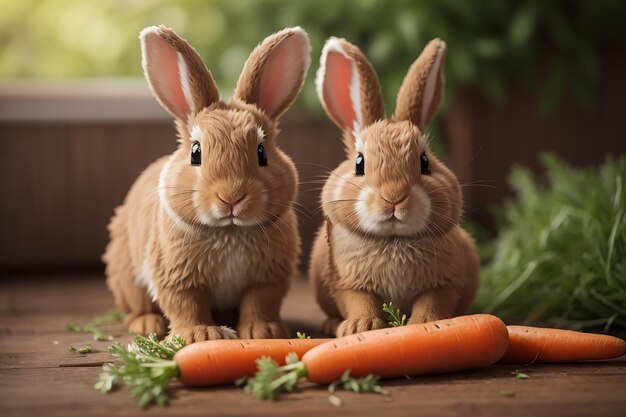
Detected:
left=103, top=26, right=310, bottom=343
left=310, top=37, right=479, bottom=337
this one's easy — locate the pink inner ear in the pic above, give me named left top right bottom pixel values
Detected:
left=323, top=51, right=356, bottom=131
left=145, top=34, right=190, bottom=120
left=258, top=34, right=307, bottom=117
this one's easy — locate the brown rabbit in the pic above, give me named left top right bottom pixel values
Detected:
left=103, top=26, right=310, bottom=343
left=310, top=37, right=479, bottom=337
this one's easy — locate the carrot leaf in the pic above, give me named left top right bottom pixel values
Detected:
left=132, top=333, right=185, bottom=360
left=383, top=302, right=407, bottom=327
left=243, top=354, right=308, bottom=400
left=95, top=334, right=184, bottom=408
left=328, top=370, right=387, bottom=395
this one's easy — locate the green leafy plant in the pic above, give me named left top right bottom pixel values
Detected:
left=296, top=331, right=310, bottom=339
left=383, top=302, right=407, bottom=327
left=95, top=333, right=185, bottom=408
left=476, top=154, right=626, bottom=336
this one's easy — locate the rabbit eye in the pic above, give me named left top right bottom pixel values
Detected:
left=420, top=152, right=431, bottom=175
left=355, top=153, right=365, bottom=176
left=191, top=141, right=201, bottom=166
left=257, top=144, right=268, bottom=167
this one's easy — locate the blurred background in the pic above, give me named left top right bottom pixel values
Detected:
left=1, top=0, right=625, bottom=333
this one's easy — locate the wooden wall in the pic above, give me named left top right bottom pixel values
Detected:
left=0, top=89, right=340, bottom=271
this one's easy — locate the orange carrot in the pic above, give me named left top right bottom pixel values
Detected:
left=499, top=325, right=626, bottom=363
left=245, top=314, right=509, bottom=399
left=176, top=338, right=329, bottom=385
left=302, top=314, right=509, bottom=384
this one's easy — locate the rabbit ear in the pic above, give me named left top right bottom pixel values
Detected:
left=140, top=25, right=220, bottom=121
left=234, top=27, right=311, bottom=119
left=394, top=39, right=446, bottom=130
left=316, top=37, right=385, bottom=138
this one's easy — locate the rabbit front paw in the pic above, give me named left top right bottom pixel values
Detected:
left=127, top=313, right=167, bottom=338
left=238, top=321, right=288, bottom=339
left=336, top=316, right=385, bottom=337
left=168, top=325, right=237, bottom=344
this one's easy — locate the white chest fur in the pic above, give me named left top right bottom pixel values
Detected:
left=137, top=226, right=259, bottom=311
left=331, top=225, right=449, bottom=314
left=192, top=227, right=263, bottom=311
left=207, top=243, right=252, bottom=311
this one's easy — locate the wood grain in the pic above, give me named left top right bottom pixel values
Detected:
left=0, top=115, right=340, bottom=272
left=1, top=275, right=625, bottom=417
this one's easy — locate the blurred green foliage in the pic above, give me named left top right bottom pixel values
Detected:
left=475, top=155, right=626, bottom=337
left=1, top=0, right=625, bottom=114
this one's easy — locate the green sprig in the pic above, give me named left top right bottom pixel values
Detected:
left=296, top=331, right=310, bottom=339
left=382, top=302, right=407, bottom=327
left=66, top=323, right=108, bottom=341
left=328, top=370, right=387, bottom=395
left=66, top=309, right=124, bottom=341
left=243, top=354, right=307, bottom=401
left=243, top=354, right=386, bottom=401
left=95, top=334, right=185, bottom=408
left=90, top=309, right=124, bottom=326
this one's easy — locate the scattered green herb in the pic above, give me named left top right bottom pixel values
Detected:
left=296, top=332, right=310, bottom=339
left=327, top=370, right=387, bottom=395
left=95, top=333, right=185, bottom=408
left=500, top=390, right=516, bottom=398
left=383, top=302, right=407, bottom=327
left=243, top=353, right=304, bottom=401
left=66, top=323, right=108, bottom=341
left=66, top=309, right=124, bottom=341
left=243, top=353, right=386, bottom=401
left=90, top=309, right=124, bottom=326
left=69, top=343, right=93, bottom=354
left=513, top=372, right=530, bottom=379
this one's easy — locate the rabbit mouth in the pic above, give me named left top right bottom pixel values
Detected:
left=194, top=203, right=257, bottom=228
left=354, top=186, right=431, bottom=237
left=210, top=213, right=257, bottom=227
left=376, top=217, right=418, bottom=235
left=381, top=214, right=402, bottom=226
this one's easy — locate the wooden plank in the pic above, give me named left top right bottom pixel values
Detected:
left=0, top=275, right=625, bottom=417
left=0, top=115, right=340, bottom=271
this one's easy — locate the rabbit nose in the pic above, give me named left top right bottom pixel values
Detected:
left=216, top=192, right=247, bottom=215
left=381, top=193, right=408, bottom=209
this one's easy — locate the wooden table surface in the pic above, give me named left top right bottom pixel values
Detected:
left=1, top=273, right=625, bottom=417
